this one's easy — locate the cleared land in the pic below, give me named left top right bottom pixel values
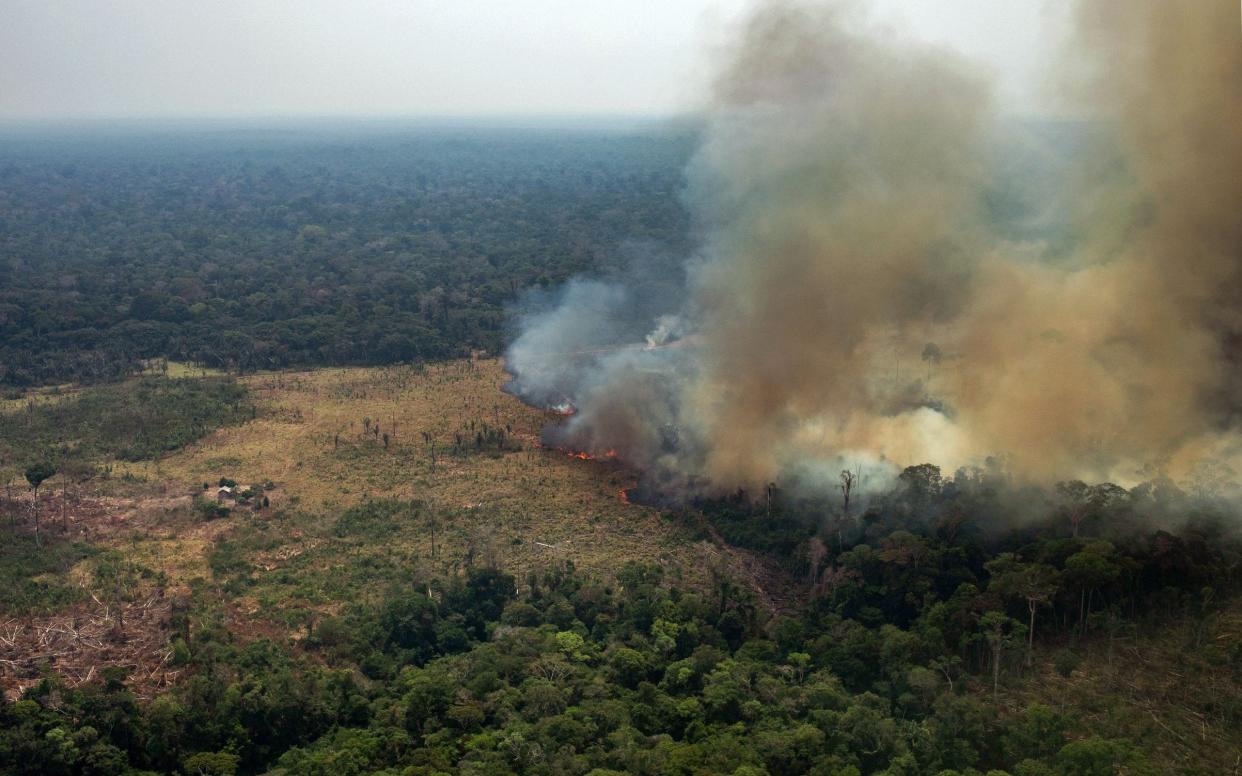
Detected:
left=1, top=359, right=785, bottom=698
left=124, top=358, right=718, bottom=583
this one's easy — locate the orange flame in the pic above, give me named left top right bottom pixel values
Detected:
left=560, top=448, right=618, bottom=461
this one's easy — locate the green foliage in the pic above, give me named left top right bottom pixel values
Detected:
left=333, top=498, right=419, bottom=539
left=0, top=550, right=1207, bottom=776
left=192, top=494, right=231, bottom=521
left=693, top=490, right=817, bottom=567
left=208, top=536, right=255, bottom=589
left=1052, top=650, right=1080, bottom=678
left=23, top=461, right=56, bottom=491
left=92, top=549, right=160, bottom=602
left=0, top=126, right=694, bottom=386
left=2, top=471, right=1239, bottom=774
left=0, top=376, right=249, bottom=469
left=1054, top=737, right=1156, bottom=776
left=183, top=750, right=240, bottom=775
left=1001, top=705, right=1068, bottom=763
left=0, top=529, right=95, bottom=614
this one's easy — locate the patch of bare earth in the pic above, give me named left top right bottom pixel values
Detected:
left=1, top=592, right=181, bottom=701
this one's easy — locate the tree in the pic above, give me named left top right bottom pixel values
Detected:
left=1, top=452, right=14, bottom=528
left=987, top=555, right=1061, bottom=665
left=1055, top=481, right=1091, bottom=538
left=930, top=654, right=963, bottom=693
left=1088, top=482, right=1130, bottom=513
left=1001, top=704, right=1068, bottom=763
left=840, top=469, right=856, bottom=515
left=610, top=647, right=651, bottom=688
left=182, top=749, right=240, bottom=769
left=1055, top=736, right=1155, bottom=776
left=976, top=611, right=1026, bottom=703
left=24, top=461, right=56, bottom=547
left=899, top=463, right=942, bottom=509
left=1064, top=542, right=1120, bottom=636
left=421, top=431, right=437, bottom=473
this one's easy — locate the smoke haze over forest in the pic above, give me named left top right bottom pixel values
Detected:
left=505, top=0, right=1242, bottom=501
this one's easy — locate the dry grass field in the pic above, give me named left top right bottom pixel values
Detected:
left=6, top=358, right=795, bottom=698
left=0, top=383, right=79, bottom=413
left=124, top=358, right=720, bottom=583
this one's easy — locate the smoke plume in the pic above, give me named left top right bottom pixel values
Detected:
left=505, top=0, right=1242, bottom=500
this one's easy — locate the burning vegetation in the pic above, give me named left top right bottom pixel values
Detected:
left=505, top=0, right=1242, bottom=511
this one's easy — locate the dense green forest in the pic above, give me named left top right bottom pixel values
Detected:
left=2, top=467, right=1238, bottom=775
left=0, top=375, right=251, bottom=468
left=0, top=122, right=694, bottom=386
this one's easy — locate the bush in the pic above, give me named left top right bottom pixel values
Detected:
left=1053, top=650, right=1080, bottom=678
left=334, top=499, right=417, bottom=539
left=192, top=495, right=230, bottom=521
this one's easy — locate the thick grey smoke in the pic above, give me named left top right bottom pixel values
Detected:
left=505, top=0, right=1242, bottom=501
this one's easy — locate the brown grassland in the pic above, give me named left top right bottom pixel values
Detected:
left=1, top=358, right=789, bottom=699
left=122, top=358, right=729, bottom=587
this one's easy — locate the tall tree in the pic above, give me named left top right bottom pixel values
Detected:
left=1055, top=480, right=1092, bottom=537
left=840, top=468, right=856, bottom=515
left=987, top=554, right=1061, bottom=665
left=24, top=461, right=56, bottom=547
left=976, top=611, right=1026, bottom=703
left=1065, top=542, right=1121, bottom=636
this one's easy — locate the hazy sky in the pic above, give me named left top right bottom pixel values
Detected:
left=1, top=0, right=1057, bottom=120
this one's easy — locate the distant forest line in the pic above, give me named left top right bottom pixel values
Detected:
left=0, top=123, right=696, bottom=386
